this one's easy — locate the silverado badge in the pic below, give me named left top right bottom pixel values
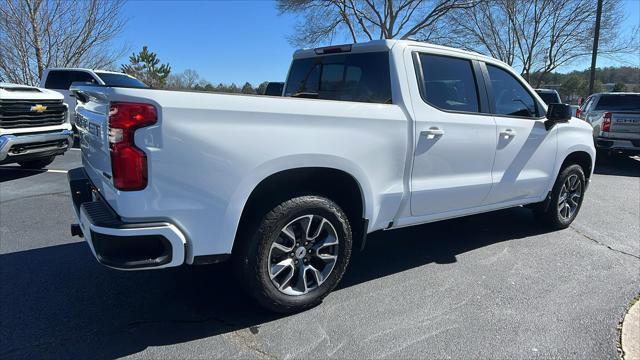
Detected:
left=30, top=104, right=47, bottom=112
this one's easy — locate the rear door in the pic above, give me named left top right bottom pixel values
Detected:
left=481, top=63, right=557, bottom=205
left=43, top=70, right=100, bottom=125
left=408, top=51, right=497, bottom=216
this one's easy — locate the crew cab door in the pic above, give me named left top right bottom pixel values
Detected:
left=407, top=51, right=497, bottom=216
left=480, top=63, right=557, bottom=205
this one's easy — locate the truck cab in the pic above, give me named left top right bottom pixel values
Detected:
left=39, top=69, right=147, bottom=127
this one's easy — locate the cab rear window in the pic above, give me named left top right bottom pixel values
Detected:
left=595, top=94, right=640, bottom=111
left=284, top=52, right=392, bottom=104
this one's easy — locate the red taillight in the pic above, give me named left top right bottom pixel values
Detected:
left=108, top=102, right=157, bottom=190
left=602, top=112, right=612, bottom=132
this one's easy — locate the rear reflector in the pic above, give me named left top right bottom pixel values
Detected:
left=108, top=102, right=157, bottom=190
left=314, top=44, right=352, bottom=55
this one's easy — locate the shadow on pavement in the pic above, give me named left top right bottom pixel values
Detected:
left=594, top=154, right=640, bottom=177
left=0, top=167, right=47, bottom=182
left=0, top=207, right=551, bottom=359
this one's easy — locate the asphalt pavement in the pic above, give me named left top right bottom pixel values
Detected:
left=1, top=149, right=639, bottom=359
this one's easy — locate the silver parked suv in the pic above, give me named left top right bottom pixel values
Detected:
left=577, top=92, right=640, bottom=155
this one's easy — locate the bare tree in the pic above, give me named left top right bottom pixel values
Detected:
left=436, top=0, right=638, bottom=86
left=277, top=0, right=480, bottom=47
left=0, top=0, right=127, bottom=85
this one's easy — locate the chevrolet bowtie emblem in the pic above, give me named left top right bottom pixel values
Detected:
left=30, top=104, right=47, bottom=112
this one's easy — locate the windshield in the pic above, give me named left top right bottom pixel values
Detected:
left=536, top=91, right=561, bottom=105
left=96, top=72, right=148, bottom=88
left=595, top=94, right=640, bottom=111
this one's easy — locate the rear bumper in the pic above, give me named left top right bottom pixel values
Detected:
left=0, top=129, right=73, bottom=164
left=595, top=137, right=640, bottom=154
left=68, top=167, right=186, bottom=270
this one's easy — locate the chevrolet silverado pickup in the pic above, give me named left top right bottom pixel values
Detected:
left=577, top=92, right=640, bottom=155
left=68, top=40, right=596, bottom=313
left=0, top=83, right=72, bottom=168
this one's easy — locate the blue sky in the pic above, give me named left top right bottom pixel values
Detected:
left=117, top=0, right=640, bottom=85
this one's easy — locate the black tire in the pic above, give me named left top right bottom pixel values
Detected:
left=17, top=156, right=55, bottom=169
left=533, top=164, right=586, bottom=229
left=235, top=196, right=352, bottom=313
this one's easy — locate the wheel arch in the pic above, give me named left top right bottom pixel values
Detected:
left=221, top=155, right=374, bottom=255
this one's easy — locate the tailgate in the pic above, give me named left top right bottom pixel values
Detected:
left=71, top=85, right=113, bottom=192
left=610, top=112, right=640, bottom=134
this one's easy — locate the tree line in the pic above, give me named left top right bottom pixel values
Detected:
left=1, top=0, right=638, bottom=97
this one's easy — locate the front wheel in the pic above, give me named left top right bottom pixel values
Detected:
left=533, top=164, right=586, bottom=229
left=236, top=196, right=353, bottom=313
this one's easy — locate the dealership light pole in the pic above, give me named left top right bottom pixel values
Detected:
left=588, top=0, right=603, bottom=95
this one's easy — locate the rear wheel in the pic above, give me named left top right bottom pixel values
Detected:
left=534, top=164, right=586, bottom=229
left=17, top=156, right=55, bottom=169
left=236, top=196, right=352, bottom=313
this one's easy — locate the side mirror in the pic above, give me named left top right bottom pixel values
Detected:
left=545, top=103, right=572, bottom=130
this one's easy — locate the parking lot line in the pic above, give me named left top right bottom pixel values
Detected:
left=0, top=166, right=68, bottom=174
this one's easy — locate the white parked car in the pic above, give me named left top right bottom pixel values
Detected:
left=39, top=68, right=147, bottom=127
left=0, top=83, right=73, bottom=168
left=68, top=40, right=595, bottom=313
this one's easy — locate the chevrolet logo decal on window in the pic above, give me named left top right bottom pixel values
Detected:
left=30, top=104, right=47, bottom=113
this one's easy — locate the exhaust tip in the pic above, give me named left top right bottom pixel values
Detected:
left=71, top=223, right=84, bottom=238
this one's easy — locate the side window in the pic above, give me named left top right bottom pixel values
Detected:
left=284, top=52, right=392, bottom=104
left=582, top=96, right=594, bottom=112
left=417, top=53, right=480, bottom=113
left=487, top=65, right=539, bottom=118
left=44, top=71, right=97, bottom=90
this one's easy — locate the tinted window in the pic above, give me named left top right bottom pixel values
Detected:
left=487, top=65, right=538, bottom=118
left=536, top=91, right=561, bottom=105
left=284, top=52, right=392, bottom=104
left=44, top=70, right=97, bottom=90
left=418, top=53, right=479, bottom=113
left=264, top=82, right=284, bottom=96
left=96, top=72, right=148, bottom=88
left=594, top=94, right=640, bottom=111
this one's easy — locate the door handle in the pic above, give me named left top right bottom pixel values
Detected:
left=500, top=129, right=517, bottom=138
left=422, top=127, right=444, bottom=138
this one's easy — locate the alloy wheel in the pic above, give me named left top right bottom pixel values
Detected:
left=268, top=214, right=339, bottom=296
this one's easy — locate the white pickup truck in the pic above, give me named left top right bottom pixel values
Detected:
left=68, top=40, right=595, bottom=312
left=1, top=83, right=73, bottom=168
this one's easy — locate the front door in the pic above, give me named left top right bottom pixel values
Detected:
left=481, top=63, right=557, bottom=205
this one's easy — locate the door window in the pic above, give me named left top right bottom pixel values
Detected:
left=487, top=65, right=539, bottom=118
left=417, top=53, right=480, bottom=113
left=44, top=71, right=97, bottom=90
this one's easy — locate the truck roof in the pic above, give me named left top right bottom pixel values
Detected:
left=293, top=39, right=507, bottom=67
left=44, top=68, right=124, bottom=75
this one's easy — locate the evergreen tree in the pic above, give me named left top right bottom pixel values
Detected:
left=241, top=82, right=256, bottom=94
left=612, top=82, right=626, bottom=92
left=121, top=46, right=171, bottom=88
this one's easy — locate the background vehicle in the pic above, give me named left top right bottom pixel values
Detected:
left=0, top=83, right=72, bottom=168
left=535, top=89, right=561, bottom=105
left=578, top=92, right=640, bottom=155
left=263, top=82, right=284, bottom=96
left=69, top=40, right=595, bottom=313
left=39, top=69, right=147, bottom=126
